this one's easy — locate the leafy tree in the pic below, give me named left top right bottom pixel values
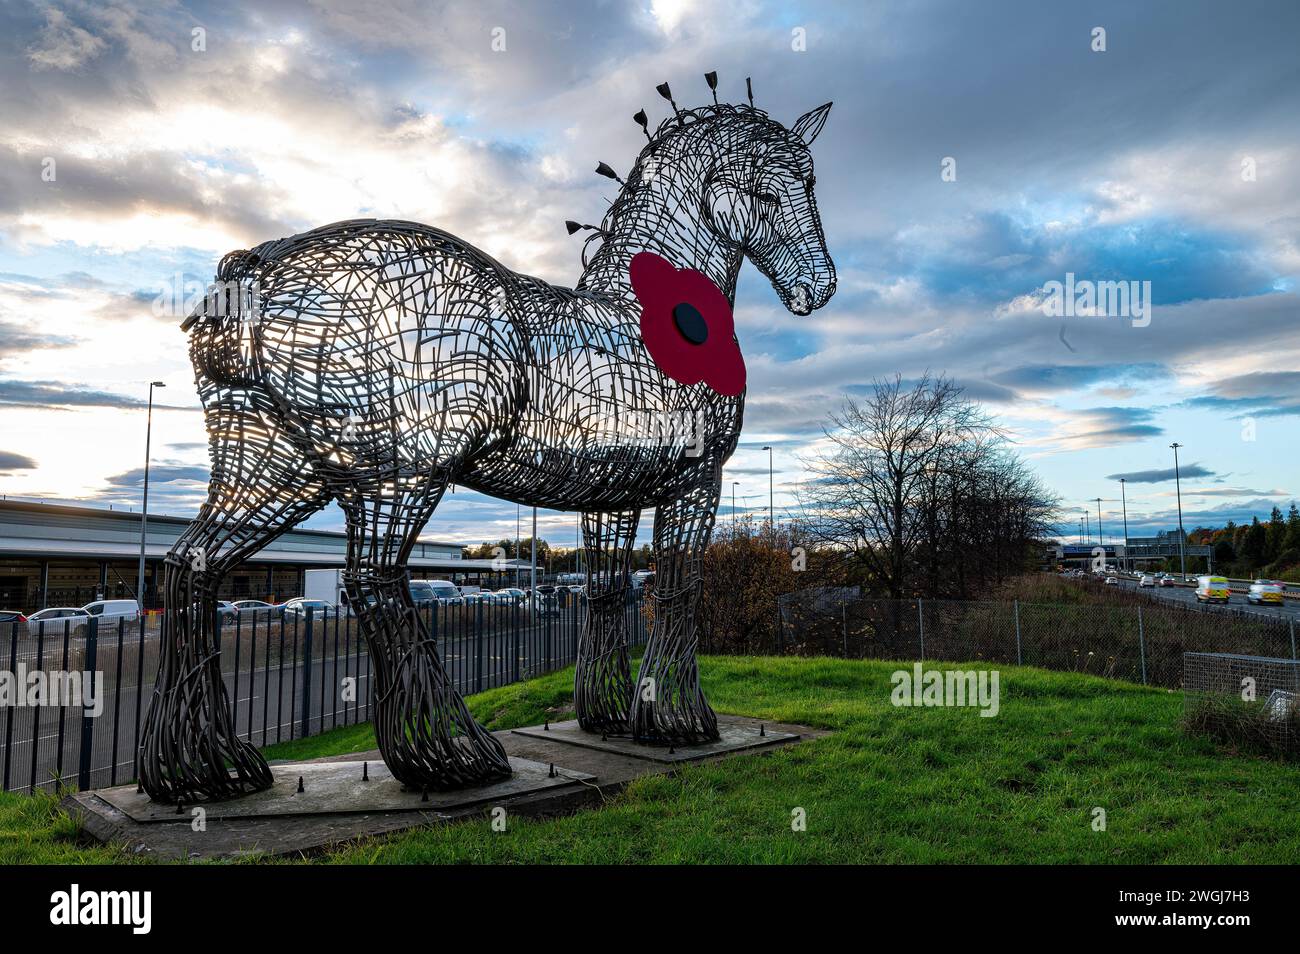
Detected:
left=1266, top=506, right=1286, bottom=561
left=1241, top=517, right=1267, bottom=569
left=1283, top=503, right=1300, bottom=554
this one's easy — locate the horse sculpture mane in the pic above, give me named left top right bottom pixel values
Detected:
left=140, top=75, right=836, bottom=804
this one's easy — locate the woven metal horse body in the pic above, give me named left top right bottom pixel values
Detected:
left=139, top=80, right=836, bottom=803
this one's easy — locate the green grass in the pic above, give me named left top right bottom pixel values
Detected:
left=6, top=655, right=1300, bottom=863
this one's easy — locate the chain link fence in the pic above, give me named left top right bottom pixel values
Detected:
left=778, top=591, right=1298, bottom=689
left=1184, top=652, right=1300, bottom=756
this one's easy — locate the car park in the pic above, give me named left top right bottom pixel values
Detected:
left=1247, top=580, right=1285, bottom=606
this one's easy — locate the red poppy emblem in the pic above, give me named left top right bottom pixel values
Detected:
left=630, top=252, right=746, bottom=397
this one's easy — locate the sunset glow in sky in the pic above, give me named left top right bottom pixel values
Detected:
left=1, top=0, right=1296, bottom=547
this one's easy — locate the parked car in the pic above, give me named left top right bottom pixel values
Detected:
left=1247, top=580, right=1284, bottom=606
left=1138, top=575, right=1155, bottom=588
left=80, top=599, right=141, bottom=623
left=231, top=599, right=282, bottom=618
left=494, top=588, right=527, bottom=606
left=528, top=585, right=561, bottom=618
left=279, top=598, right=333, bottom=619
left=0, top=609, right=27, bottom=626
left=27, top=606, right=90, bottom=623
left=1195, top=575, right=1231, bottom=604
left=27, top=607, right=91, bottom=634
left=410, top=579, right=463, bottom=606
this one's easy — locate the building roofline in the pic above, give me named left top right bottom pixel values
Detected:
left=0, top=498, right=466, bottom=550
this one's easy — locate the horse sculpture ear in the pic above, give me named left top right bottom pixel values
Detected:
left=792, top=102, right=832, bottom=145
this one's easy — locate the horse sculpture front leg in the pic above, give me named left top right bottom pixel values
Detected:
left=140, top=394, right=329, bottom=803
left=574, top=508, right=641, bottom=733
left=628, top=466, right=722, bottom=744
left=339, top=488, right=512, bottom=790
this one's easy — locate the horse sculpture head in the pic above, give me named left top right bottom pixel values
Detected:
left=699, top=101, right=837, bottom=316
left=601, top=90, right=837, bottom=319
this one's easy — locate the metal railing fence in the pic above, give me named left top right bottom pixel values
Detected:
left=1, top=591, right=647, bottom=795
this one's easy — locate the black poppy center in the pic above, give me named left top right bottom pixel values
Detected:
left=672, top=302, right=709, bottom=345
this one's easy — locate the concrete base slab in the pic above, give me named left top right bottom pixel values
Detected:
left=511, top=719, right=798, bottom=763
left=97, top=757, right=591, bottom=823
left=64, top=714, right=824, bottom=860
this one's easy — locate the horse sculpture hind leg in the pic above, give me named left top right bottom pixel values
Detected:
left=574, top=508, right=641, bottom=733
left=140, top=393, right=330, bottom=803
left=337, top=485, right=511, bottom=790
left=629, top=459, right=722, bottom=744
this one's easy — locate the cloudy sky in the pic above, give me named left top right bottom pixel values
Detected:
left=0, top=0, right=1296, bottom=549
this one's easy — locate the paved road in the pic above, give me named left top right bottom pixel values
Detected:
left=1105, top=575, right=1300, bottom=622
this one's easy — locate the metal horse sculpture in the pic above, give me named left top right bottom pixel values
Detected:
left=139, top=75, right=835, bottom=803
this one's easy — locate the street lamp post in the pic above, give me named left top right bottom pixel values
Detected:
left=731, top=481, right=739, bottom=532
left=1119, top=478, right=1130, bottom=573
left=1092, top=497, right=1104, bottom=565
left=530, top=506, right=538, bottom=591
left=1170, top=442, right=1187, bottom=578
left=761, top=446, right=774, bottom=544
left=136, top=381, right=166, bottom=614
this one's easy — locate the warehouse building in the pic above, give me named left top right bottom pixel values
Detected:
left=0, top=499, right=518, bottom=611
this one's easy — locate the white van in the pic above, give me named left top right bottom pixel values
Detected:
left=1194, top=576, right=1231, bottom=604
left=79, top=599, right=141, bottom=623
left=1247, top=580, right=1284, bottom=606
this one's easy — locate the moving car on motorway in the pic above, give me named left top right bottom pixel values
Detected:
left=1139, top=575, right=1155, bottom=588
left=1158, top=576, right=1176, bottom=587
left=1105, top=576, right=1119, bottom=586
left=1247, top=580, right=1285, bottom=606
left=1195, top=575, right=1231, bottom=604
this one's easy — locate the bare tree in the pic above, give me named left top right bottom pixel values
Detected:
left=798, top=374, right=1058, bottom=598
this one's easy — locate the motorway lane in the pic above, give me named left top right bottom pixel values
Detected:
left=1105, top=575, right=1300, bottom=622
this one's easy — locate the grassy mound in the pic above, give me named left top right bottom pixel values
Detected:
left=5, top=655, right=1300, bottom=863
